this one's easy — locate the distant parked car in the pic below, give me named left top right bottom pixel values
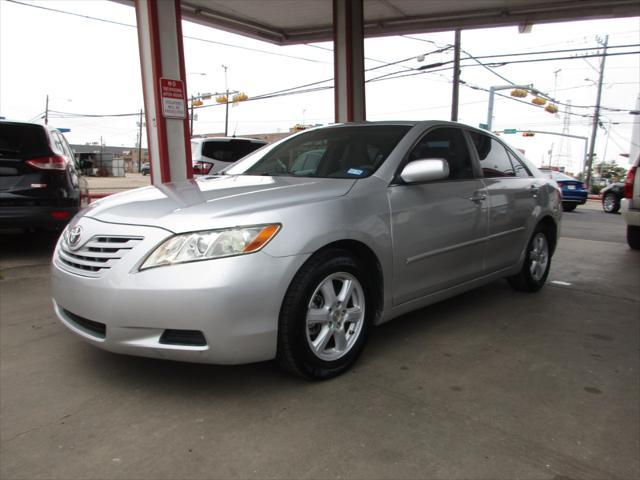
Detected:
left=621, top=155, right=640, bottom=249
left=540, top=169, right=588, bottom=212
left=191, top=137, right=267, bottom=175
left=600, top=182, right=624, bottom=213
left=0, top=120, right=88, bottom=230
left=141, top=162, right=150, bottom=175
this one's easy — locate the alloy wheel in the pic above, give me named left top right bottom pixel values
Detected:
left=305, top=272, right=365, bottom=361
left=529, top=233, right=549, bottom=282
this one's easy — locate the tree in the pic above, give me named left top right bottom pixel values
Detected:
left=596, top=160, right=628, bottom=183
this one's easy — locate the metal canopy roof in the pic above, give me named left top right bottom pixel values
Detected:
left=174, top=0, right=640, bottom=45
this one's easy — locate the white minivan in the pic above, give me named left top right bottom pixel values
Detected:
left=191, top=137, right=267, bottom=175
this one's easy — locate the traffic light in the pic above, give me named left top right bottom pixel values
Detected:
left=522, top=132, right=535, bottom=137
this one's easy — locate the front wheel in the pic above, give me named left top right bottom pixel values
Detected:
left=602, top=193, right=620, bottom=213
left=277, top=249, right=372, bottom=380
left=508, top=228, right=552, bottom=292
left=628, top=225, right=640, bottom=250
left=562, top=203, right=577, bottom=212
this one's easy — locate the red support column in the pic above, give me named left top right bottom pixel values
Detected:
left=135, top=0, right=192, bottom=185
left=333, top=0, right=366, bottom=123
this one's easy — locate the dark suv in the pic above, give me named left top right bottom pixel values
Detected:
left=0, top=120, right=88, bottom=230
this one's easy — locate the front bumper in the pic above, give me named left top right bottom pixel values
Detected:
left=51, top=217, right=309, bottom=364
left=561, top=192, right=588, bottom=205
left=621, top=199, right=640, bottom=227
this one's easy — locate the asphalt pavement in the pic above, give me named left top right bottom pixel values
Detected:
left=1, top=200, right=638, bottom=480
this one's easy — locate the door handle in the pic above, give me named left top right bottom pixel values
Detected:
left=469, top=192, right=487, bottom=204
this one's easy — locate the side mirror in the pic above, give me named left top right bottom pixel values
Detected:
left=400, top=158, right=449, bottom=184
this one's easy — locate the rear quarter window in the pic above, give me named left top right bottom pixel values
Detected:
left=201, top=139, right=266, bottom=163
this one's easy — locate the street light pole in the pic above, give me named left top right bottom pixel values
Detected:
left=486, top=84, right=533, bottom=131
left=585, top=35, right=608, bottom=189
left=137, top=109, right=144, bottom=173
left=222, top=64, right=229, bottom=136
left=44, top=95, right=49, bottom=125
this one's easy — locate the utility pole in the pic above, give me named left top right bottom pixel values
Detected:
left=137, top=109, right=143, bottom=172
left=189, top=95, right=194, bottom=135
left=99, top=136, right=104, bottom=175
left=222, top=64, right=229, bottom=136
left=44, top=95, right=49, bottom=125
left=585, top=35, right=608, bottom=189
left=450, top=30, right=461, bottom=122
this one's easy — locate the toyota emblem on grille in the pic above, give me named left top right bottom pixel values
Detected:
left=68, top=225, right=83, bottom=248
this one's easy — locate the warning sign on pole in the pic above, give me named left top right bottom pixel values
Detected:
left=160, top=78, right=186, bottom=119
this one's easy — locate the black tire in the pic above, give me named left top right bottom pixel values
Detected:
left=277, top=249, right=373, bottom=380
left=562, top=203, right=577, bottom=212
left=602, top=193, right=620, bottom=213
left=508, top=226, right=552, bottom=292
left=628, top=225, right=640, bottom=250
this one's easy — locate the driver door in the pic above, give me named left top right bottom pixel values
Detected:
left=389, top=127, right=488, bottom=305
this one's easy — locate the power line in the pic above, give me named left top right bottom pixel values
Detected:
left=5, top=0, right=330, bottom=65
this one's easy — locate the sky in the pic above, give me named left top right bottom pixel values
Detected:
left=0, top=0, right=639, bottom=172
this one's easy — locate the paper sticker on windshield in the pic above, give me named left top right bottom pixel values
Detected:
left=347, top=168, right=364, bottom=176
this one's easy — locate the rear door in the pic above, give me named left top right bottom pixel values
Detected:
left=389, top=126, right=488, bottom=305
left=467, top=130, right=539, bottom=273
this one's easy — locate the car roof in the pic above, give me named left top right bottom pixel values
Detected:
left=0, top=119, right=62, bottom=134
left=192, top=136, right=267, bottom=143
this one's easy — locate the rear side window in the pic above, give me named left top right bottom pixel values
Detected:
left=407, top=127, right=474, bottom=180
left=0, top=123, right=50, bottom=161
left=507, top=151, right=531, bottom=178
left=50, top=132, right=67, bottom=156
left=468, top=131, right=515, bottom=178
left=201, top=139, right=265, bottom=163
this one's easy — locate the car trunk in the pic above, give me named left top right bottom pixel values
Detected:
left=0, top=123, right=68, bottom=206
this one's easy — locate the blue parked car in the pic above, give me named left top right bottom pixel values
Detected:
left=541, top=169, right=588, bottom=212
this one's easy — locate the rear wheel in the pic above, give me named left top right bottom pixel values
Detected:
left=628, top=225, right=640, bottom=250
left=508, top=227, right=552, bottom=292
left=277, top=249, right=372, bottom=380
left=602, top=193, right=620, bottom=213
left=562, top=203, right=577, bottom=212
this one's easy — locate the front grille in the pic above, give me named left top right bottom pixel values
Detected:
left=63, top=309, right=106, bottom=339
left=57, top=234, right=143, bottom=277
left=160, top=329, right=207, bottom=347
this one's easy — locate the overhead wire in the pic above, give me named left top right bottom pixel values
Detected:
left=5, top=0, right=331, bottom=65
left=12, top=0, right=636, bottom=125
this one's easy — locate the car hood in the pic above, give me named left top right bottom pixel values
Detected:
left=84, top=175, right=356, bottom=233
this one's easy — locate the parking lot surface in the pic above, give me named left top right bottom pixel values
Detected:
left=1, top=201, right=638, bottom=480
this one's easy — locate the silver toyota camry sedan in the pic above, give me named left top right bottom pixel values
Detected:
left=52, top=121, right=561, bottom=379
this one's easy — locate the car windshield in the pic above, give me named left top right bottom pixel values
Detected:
left=0, top=123, right=49, bottom=161
left=225, top=125, right=411, bottom=178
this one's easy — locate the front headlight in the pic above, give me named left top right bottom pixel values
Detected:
left=140, top=224, right=280, bottom=270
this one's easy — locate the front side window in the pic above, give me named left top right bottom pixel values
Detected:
left=228, top=125, right=411, bottom=178
left=407, top=127, right=474, bottom=180
left=468, top=131, right=515, bottom=178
